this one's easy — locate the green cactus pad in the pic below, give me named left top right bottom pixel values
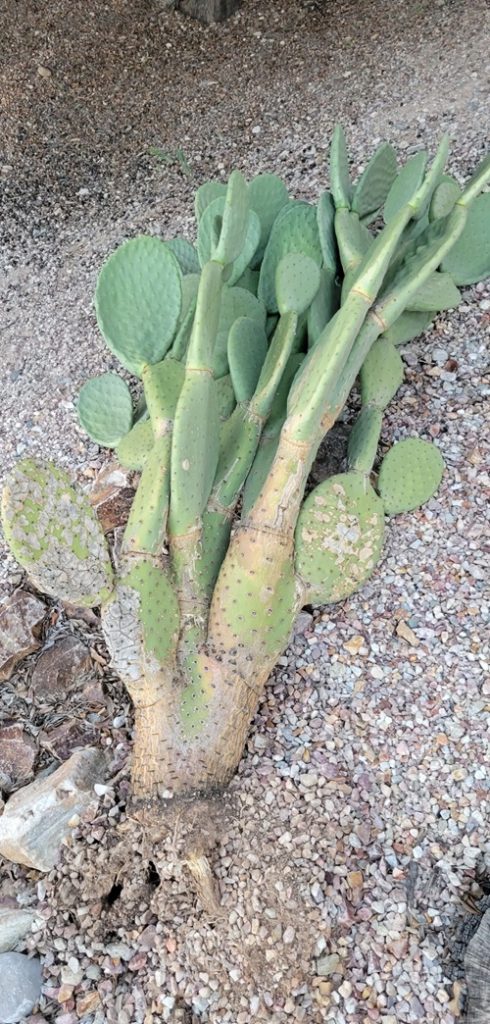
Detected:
left=216, top=374, right=236, bottom=420
left=295, top=472, right=385, bottom=605
left=194, top=179, right=227, bottom=222
left=406, top=271, right=460, bottom=312
left=116, top=418, right=154, bottom=470
left=383, top=151, right=427, bottom=223
left=1, top=459, right=114, bottom=606
left=170, top=374, right=220, bottom=534
left=227, top=317, right=268, bottom=404
left=347, top=406, right=383, bottom=475
left=351, top=142, right=398, bottom=221
left=77, top=373, right=133, bottom=448
left=330, top=124, right=353, bottom=210
left=213, top=406, right=261, bottom=508
left=123, top=434, right=171, bottom=554
left=382, top=310, right=435, bottom=347
left=335, top=210, right=373, bottom=274
left=95, top=236, right=182, bottom=376
left=429, top=175, right=461, bottom=221
left=377, top=437, right=444, bottom=515
left=316, top=191, right=338, bottom=273
left=142, top=357, right=185, bottom=430
left=213, top=286, right=267, bottom=378
left=258, top=203, right=323, bottom=313
left=248, top=173, right=289, bottom=266
left=307, top=267, right=341, bottom=348
left=213, top=170, right=250, bottom=267
left=360, top=339, right=404, bottom=409
left=241, top=434, right=278, bottom=517
left=166, top=237, right=200, bottom=275
left=441, top=192, right=490, bottom=285
left=235, top=267, right=260, bottom=295
left=275, top=253, right=321, bottom=316
left=197, top=196, right=261, bottom=286
left=101, top=559, right=179, bottom=682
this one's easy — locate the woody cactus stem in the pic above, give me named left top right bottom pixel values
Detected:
left=2, top=133, right=490, bottom=816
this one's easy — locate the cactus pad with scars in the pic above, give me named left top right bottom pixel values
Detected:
left=1, top=460, right=114, bottom=606
left=377, top=438, right=444, bottom=515
left=116, top=418, right=154, bottom=470
left=351, top=142, right=398, bottom=222
left=95, top=237, right=182, bottom=375
left=295, top=472, right=385, bottom=605
left=166, top=237, right=201, bottom=275
left=360, top=339, right=404, bottom=409
left=258, top=203, right=323, bottom=313
left=275, top=253, right=321, bottom=316
left=77, top=373, right=133, bottom=448
left=441, top=192, right=490, bottom=285
left=227, top=317, right=268, bottom=403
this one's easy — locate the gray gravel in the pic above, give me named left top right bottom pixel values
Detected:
left=1, top=0, right=489, bottom=1021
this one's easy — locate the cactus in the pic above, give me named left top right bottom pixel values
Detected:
left=2, top=134, right=489, bottom=901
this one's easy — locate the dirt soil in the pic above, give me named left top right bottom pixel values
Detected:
left=0, top=1, right=489, bottom=1022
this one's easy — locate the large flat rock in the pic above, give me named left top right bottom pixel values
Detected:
left=0, top=748, right=105, bottom=871
left=177, top=0, right=241, bottom=24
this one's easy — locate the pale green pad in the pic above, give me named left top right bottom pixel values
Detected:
left=335, top=210, right=373, bottom=274
left=101, top=558, right=179, bottom=681
left=377, top=438, right=444, bottom=515
left=275, top=253, right=321, bottom=316
left=166, top=237, right=200, bottom=275
left=235, top=267, right=260, bottom=295
left=95, top=236, right=182, bottom=376
left=228, top=317, right=268, bottom=403
left=382, top=310, right=434, bottom=347
left=295, top=472, right=385, bottom=605
left=429, top=175, right=461, bottom=221
left=216, top=374, right=236, bottom=420
left=1, top=459, right=114, bottom=606
left=213, top=286, right=267, bottom=378
left=194, top=180, right=227, bottom=222
left=441, top=193, right=490, bottom=285
left=197, top=195, right=261, bottom=286
left=123, top=435, right=171, bottom=554
left=360, top=339, right=404, bottom=409
left=330, top=124, right=353, bottom=210
left=116, top=418, right=154, bottom=471
left=352, top=142, right=398, bottom=221
left=213, top=406, right=261, bottom=508
left=307, top=267, right=340, bottom=348
left=170, top=374, right=220, bottom=533
left=258, top=203, right=323, bottom=313
left=383, top=151, right=427, bottom=223
left=124, top=559, right=179, bottom=667
left=142, top=357, right=185, bottom=429
left=213, top=170, right=250, bottom=267
left=406, top=271, right=460, bottom=312
left=77, top=373, right=133, bottom=448
left=347, top=406, right=383, bottom=474
left=248, top=173, right=289, bottom=267
left=316, top=191, right=338, bottom=272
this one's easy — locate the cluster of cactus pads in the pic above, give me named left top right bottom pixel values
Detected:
left=3, top=130, right=490, bottom=806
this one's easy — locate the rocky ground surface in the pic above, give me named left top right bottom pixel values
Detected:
left=0, top=0, right=489, bottom=1021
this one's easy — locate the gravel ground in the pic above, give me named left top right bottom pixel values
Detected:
left=1, top=0, right=489, bottom=1021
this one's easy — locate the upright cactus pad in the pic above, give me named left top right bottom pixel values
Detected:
left=377, top=438, right=445, bottom=515
left=347, top=406, right=383, bottom=475
left=360, top=339, right=404, bottom=409
left=441, top=192, right=490, bottom=285
left=116, top=418, right=154, bottom=470
left=258, top=203, right=323, bottom=313
left=166, top=237, right=201, bottom=275
left=195, top=180, right=227, bottom=222
left=1, top=460, right=114, bottom=606
left=227, top=317, right=268, bottom=403
left=77, top=373, right=133, bottom=448
left=295, top=472, right=385, bottom=605
left=383, top=151, right=427, bottom=222
left=275, top=253, right=321, bottom=316
left=248, top=173, right=289, bottom=266
left=95, top=236, right=182, bottom=375
left=351, top=142, right=398, bottom=222
left=382, top=310, right=434, bottom=347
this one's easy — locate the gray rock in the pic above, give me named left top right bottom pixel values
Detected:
left=316, top=953, right=341, bottom=977
left=0, top=725, right=37, bottom=793
left=0, top=909, right=39, bottom=953
left=0, top=748, right=105, bottom=871
left=0, top=591, right=45, bottom=682
left=0, top=952, right=42, bottom=1023
left=177, top=0, right=241, bottom=24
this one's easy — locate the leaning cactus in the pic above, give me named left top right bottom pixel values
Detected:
left=2, top=132, right=489, bottom=900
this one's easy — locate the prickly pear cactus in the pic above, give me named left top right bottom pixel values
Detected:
left=377, top=438, right=445, bottom=515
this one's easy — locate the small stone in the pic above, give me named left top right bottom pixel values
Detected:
left=283, top=926, right=295, bottom=944
left=76, top=991, right=101, bottom=1015
left=0, top=908, right=39, bottom=953
left=396, top=620, right=420, bottom=646
left=0, top=952, right=42, bottom=1022
left=343, top=635, right=365, bottom=654
left=37, top=65, right=51, bottom=78
left=316, top=954, right=340, bottom=977
left=0, top=748, right=105, bottom=871
left=347, top=871, right=363, bottom=890
left=0, top=591, right=45, bottom=681
left=31, top=636, right=92, bottom=700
